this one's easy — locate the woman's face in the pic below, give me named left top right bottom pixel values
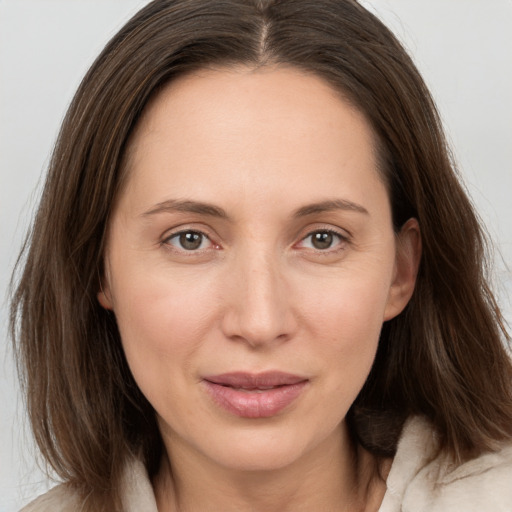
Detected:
left=100, top=66, right=419, bottom=472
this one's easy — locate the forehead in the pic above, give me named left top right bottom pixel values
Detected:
left=118, top=65, right=387, bottom=216
left=127, top=65, right=379, bottom=162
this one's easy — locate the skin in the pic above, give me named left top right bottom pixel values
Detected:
left=99, top=65, right=421, bottom=512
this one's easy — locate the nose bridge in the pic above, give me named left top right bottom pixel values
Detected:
left=223, top=241, right=294, bottom=346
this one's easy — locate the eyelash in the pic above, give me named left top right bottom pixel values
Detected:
left=162, top=229, right=216, bottom=253
left=296, top=228, right=349, bottom=253
left=162, top=227, right=349, bottom=255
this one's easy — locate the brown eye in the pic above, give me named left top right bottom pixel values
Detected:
left=297, top=229, right=347, bottom=252
left=311, top=231, right=334, bottom=250
left=180, top=232, right=203, bottom=250
left=166, top=231, right=210, bottom=251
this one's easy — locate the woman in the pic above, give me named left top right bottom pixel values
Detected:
left=11, top=0, right=512, bottom=511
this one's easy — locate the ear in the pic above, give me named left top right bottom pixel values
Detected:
left=383, top=218, right=422, bottom=321
left=97, top=267, right=114, bottom=310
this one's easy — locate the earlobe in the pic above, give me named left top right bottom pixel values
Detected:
left=97, top=270, right=114, bottom=310
left=383, top=218, right=422, bottom=321
left=97, top=289, right=113, bottom=310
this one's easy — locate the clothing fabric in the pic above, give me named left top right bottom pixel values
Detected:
left=20, top=416, right=512, bottom=511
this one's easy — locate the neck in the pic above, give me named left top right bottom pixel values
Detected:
left=153, top=424, right=388, bottom=512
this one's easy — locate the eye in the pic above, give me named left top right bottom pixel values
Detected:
left=298, top=230, right=347, bottom=251
left=164, top=230, right=212, bottom=251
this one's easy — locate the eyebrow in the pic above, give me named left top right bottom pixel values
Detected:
left=141, top=199, right=229, bottom=218
left=293, top=199, right=369, bottom=218
left=141, top=197, right=369, bottom=219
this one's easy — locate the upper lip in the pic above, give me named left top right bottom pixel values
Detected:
left=204, top=371, right=308, bottom=389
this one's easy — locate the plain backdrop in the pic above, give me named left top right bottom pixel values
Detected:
left=1, top=1, right=511, bottom=510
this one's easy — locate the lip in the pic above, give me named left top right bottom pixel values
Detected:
left=202, top=371, right=309, bottom=418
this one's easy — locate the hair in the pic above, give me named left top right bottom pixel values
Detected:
left=10, top=0, right=512, bottom=509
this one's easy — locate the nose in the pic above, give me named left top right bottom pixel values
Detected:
left=220, top=249, right=297, bottom=348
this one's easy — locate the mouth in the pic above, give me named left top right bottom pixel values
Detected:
left=202, top=371, right=309, bottom=418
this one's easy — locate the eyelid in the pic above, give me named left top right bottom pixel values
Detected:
left=161, top=225, right=221, bottom=252
left=294, top=225, right=351, bottom=251
left=159, top=223, right=350, bottom=254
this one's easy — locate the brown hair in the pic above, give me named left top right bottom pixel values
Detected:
left=11, top=0, right=512, bottom=509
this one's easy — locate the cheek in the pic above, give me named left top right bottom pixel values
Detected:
left=110, top=264, right=221, bottom=390
left=297, top=258, right=394, bottom=386
left=301, top=260, right=393, bottom=341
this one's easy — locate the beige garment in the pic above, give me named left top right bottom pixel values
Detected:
left=21, top=416, right=512, bottom=511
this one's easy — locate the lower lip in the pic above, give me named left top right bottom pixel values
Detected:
left=203, top=380, right=308, bottom=418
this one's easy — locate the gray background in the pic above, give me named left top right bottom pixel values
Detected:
left=1, top=1, right=511, bottom=510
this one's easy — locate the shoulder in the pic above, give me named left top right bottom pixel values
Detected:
left=381, top=416, right=512, bottom=512
left=428, top=443, right=512, bottom=509
left=20, top=484, right=82, bottom=512
left=19, top=456, right=158, bottom=512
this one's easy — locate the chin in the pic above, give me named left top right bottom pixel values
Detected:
left=201, top=420, right=341, bottom=474
left=214, top=441, right=309, bottom=473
